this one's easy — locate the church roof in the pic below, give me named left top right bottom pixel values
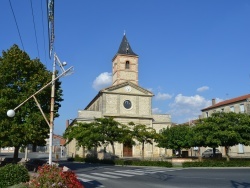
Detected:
left=115, top=34, right=138, bottom=57
left=102, top=81, right=153, bottom=95
left=84, top=81, right=153, bottom=110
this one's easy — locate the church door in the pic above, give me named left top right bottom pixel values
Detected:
left=123, top=143, right=132, bottom=157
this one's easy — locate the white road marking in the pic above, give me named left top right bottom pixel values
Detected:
left=91, top=172, right=122, bottom=179
left=103, top=171, right=134, bottom=177
left=77, top=173, right=107, bottom=180
left=116, top=170, right=144, bottom=175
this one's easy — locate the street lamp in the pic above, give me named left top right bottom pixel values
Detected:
left=7, top=110, right=15, bottom=117
left=7, top=53, right=73, bottom=165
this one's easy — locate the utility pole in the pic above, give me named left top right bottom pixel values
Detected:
left=48, top=54, right=56, bottom=164
left=48, top=0, right=55, bottom=165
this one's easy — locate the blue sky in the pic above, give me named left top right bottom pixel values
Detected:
left=1, top=0, right=250, bottom=135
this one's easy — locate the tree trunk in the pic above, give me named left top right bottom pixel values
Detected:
left=225, top=146, right=230, bottom=161
left=82, top=146, right=85, bottom=158
left=178, top=148, right=181, bottom=157
left=13, top=146, right=19, bottom=163
left=142, top=142, right=145, bottom=160
left=212, top=148, right=216, bottom=158
left=32, top=144, right=37, bottom=152
left=197, top=148, right=202, bottom=162
left=111, top=142, right=115, bottom=156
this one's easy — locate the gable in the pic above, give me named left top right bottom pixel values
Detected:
left=102, top=81, right=153, bottom=96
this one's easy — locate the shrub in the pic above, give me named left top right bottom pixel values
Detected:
left=0, top=164, right=30, bottom=188
left=27, top=164, right=83, bottom=188
left=74, top=154, right=84, bottom=162
left=182, top=159, right=250, bottom=168
left=83, top=157, right=99, bottom=163
left=67, top=157, right=74, bottom=162
left=114, top=159, right=172, bottom=167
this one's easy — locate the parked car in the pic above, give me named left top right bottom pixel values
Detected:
left=25, top=159, right=61, bottom=172
left=0, top=157, right=22, bottom=167
left=202, top=149, right=222, bottom=158
left=24, top=159, right=47, bottom=172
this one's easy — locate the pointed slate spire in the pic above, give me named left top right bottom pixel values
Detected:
left=116, top=34, right=138, bottom=56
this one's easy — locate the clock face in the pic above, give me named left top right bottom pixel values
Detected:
left=123, top=100, right=132, bottom=109
left=125, top=86, right=131, bottom=92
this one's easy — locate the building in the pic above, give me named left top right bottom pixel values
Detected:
left=66, top=34, right=172, bottom=159
left=45, top=134, right=66, bottom=154
left=200, top=94, right=250, bottom=157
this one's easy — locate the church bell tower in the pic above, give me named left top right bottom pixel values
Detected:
left=112, top=34, right=139, bottom=86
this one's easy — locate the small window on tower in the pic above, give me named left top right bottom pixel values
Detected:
left=125, top=61, right=130, bottom=69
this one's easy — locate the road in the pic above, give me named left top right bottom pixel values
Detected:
left=61, top=162, right=250, bottom=188
left=1, top=152, right=250, bottom=188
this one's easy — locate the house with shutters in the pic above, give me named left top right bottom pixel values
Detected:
left=201, top=94, right=250, bottom=157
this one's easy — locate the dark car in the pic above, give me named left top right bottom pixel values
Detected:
left=202, top=149, right=222, bottom=158
left=25, top=159, right=47, bottom=172
left=0, top=157, right=22, bottom=167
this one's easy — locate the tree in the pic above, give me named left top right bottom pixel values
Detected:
left=156, top=125, right=192, bottom=157
left=0, top=44, right=63, bottom=160
left=193, top=112, right=249, bottom=161
left=95, top=117, right=132, bottom=156
left=132, top=123, right=157, bottom=159
left=64, top=122, right=103, bottom=151
left=64, top=117, right=132, bottom=157
left=191, top=119, right=221, bottom=160
left=227, top=112, right=250, bottom=146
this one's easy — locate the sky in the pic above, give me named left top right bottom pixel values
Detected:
left=1, top=0, right=250, bottom=135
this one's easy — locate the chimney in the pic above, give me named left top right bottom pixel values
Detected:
left=66, top=119, right=69, bottom=128
left=212, top=98, right=216, bottom=106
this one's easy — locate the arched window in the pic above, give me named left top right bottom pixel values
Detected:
left=125, top=61, right=130, bottom=69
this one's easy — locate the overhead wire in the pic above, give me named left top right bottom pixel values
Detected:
left=30, top=0, right=40, bottom=59
left=9, top=0, right=52, bottom=62
left=46, top=0, right=50, bottom=57
left=8, top=0, right=25, bottom=51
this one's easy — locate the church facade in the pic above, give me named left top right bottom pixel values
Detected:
left=66, top=34, right=172, bottom=159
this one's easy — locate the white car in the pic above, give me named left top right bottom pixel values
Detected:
left=202, top=149, right=222, bottom=158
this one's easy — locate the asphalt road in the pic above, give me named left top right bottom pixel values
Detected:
left=61, top=162, right=250, bottom=188
left=1, top=152, right=250, bottom=188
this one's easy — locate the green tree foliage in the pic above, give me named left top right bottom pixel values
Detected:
left=0, top=45, right=63, bottom=159
left=193, top=112, right=250, bottom=161
left=131, top=123, right=157, bottom=159
left=95, top=117, right=132, bottom=155
left=156, top=125, right=192, bottom=156
left=64, top=117, right=132, bottom=156
left=64, top=121, right=104, bottom=150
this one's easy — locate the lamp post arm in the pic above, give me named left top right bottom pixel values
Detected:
left=13, top=66, right=73, bottom=111
left=32, top=96, right=50, bottom=127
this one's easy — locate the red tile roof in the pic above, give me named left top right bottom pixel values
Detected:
left=201, top=94, right=250, bottom=111
left=53, top=134, right=66, bottom=145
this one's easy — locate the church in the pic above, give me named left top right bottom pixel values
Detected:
left=66, top=34, right=172, bottom=159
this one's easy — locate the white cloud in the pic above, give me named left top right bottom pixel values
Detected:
left=174, top=94, right=210, bottom=107
left=168, top=94, right=211, bottom=124
left=152, top=108, right=162, bottom=114
left=92, top=72, right=112, bottom=91
left=197, top=86, right=209, bottom=92
left=214, top=97, right=224, bottom=104
left=155, top=92, right=172, bottom=101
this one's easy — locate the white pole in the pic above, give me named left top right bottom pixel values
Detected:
left=48, top=54, right=56, bottom=165
left=24, top=146, right=28, bottom=161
